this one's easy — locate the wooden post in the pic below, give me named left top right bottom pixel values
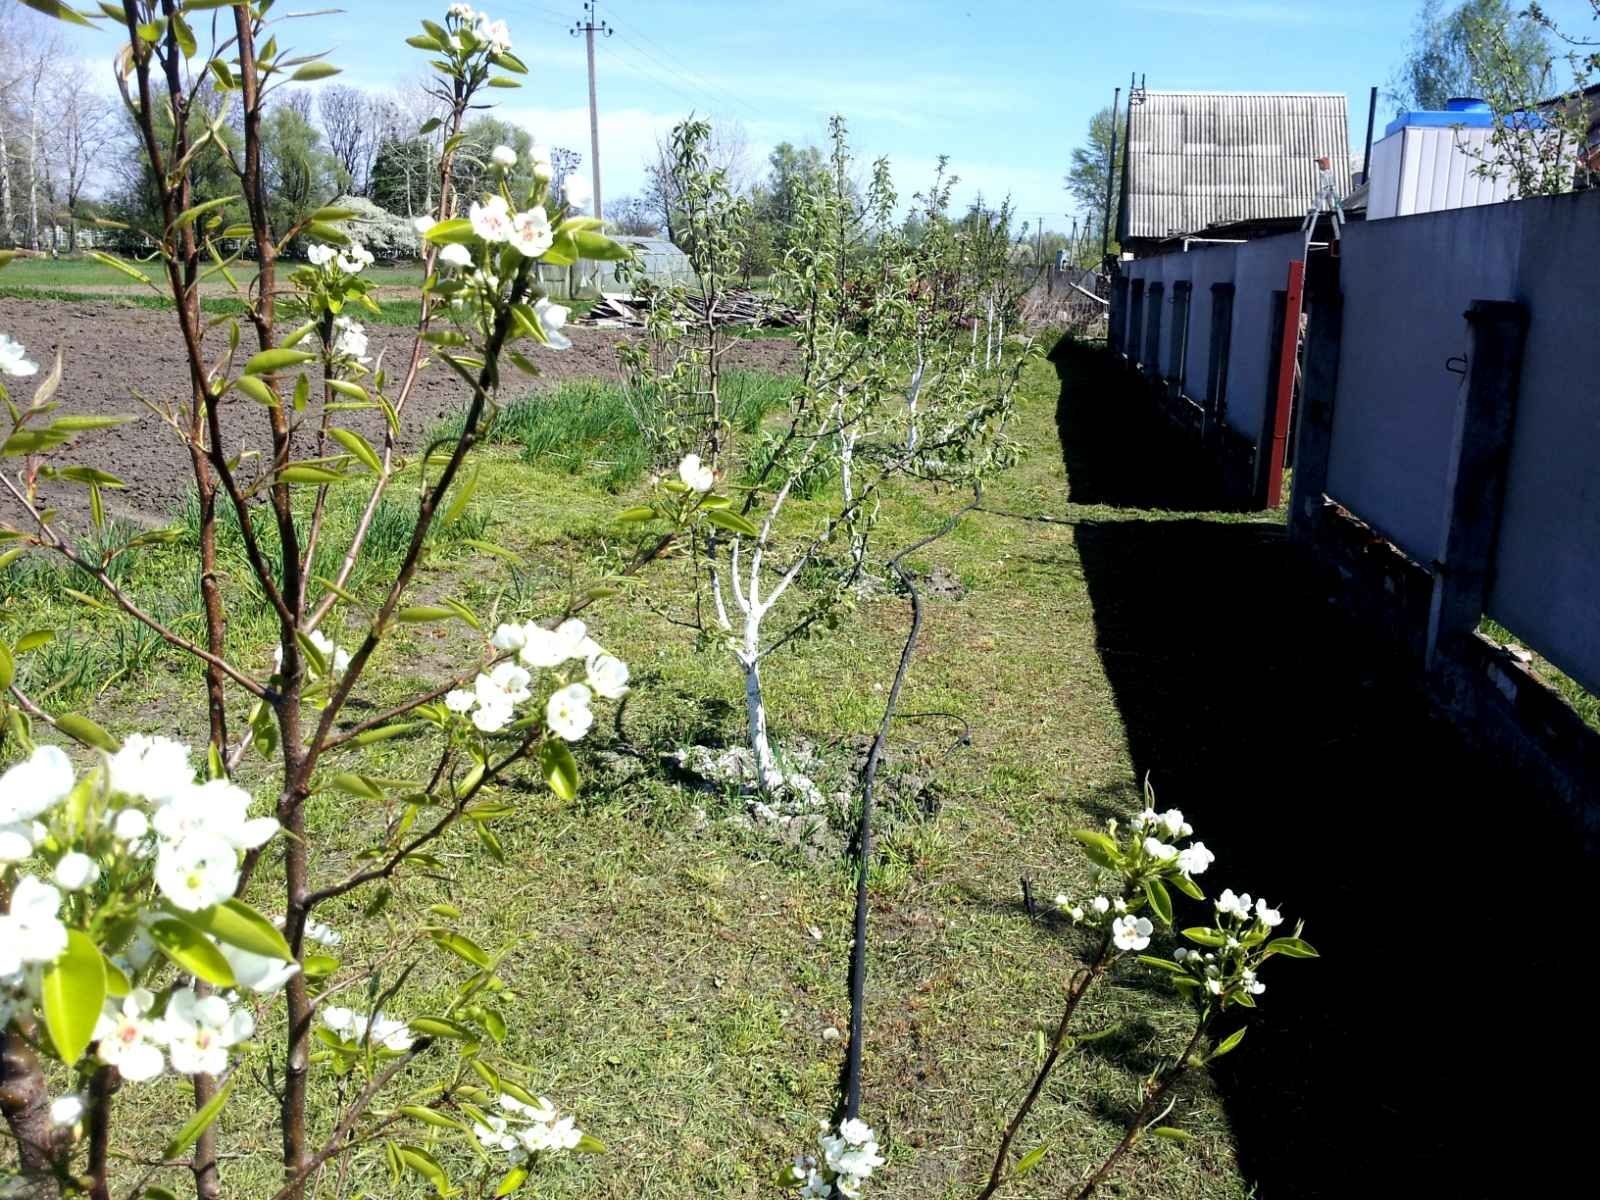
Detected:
left=1425, top=300, right=1529, bottom=669
left=1263, top=259, right=1305, bottom=508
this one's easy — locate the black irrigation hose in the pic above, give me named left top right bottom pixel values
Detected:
left=841, top=487, right=983, bottom=1120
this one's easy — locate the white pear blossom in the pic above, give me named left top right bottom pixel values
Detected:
left=518, top=624, right=567, bottom=669
left=1254, top=898, right=1283, bottom=928
left=1142, top=836, right=1177, bottom=861
left=470, top=194, right=514, bottom=243
left=445, top=689, right=477, bottom=714
left=438, top=241, right=473, bottom=269
left=220, top=942, right=301, bottom=995
left=447, top=3, right=475, bottom=18
left=534, top=295, right=570, bottom=350
left=335, top=243, right=374, bottom=275
left=552, top=618, right=598, bottom=662
left=677, top=453, right=714, bottom=493
left=413, top=215, right=435, bottom=236
left=306, top=243, right=337, bottom=267
left=153, top=780, right=278, bottom=852
left=474, top=15, right=512, bottom=54
left=492, top=143, right=517, bottom=167
left=321, top=1006, right=414, bottom=1051
left=305, top=919, right=342, bottom=948
left=491, top=622, right=528, bottom=652
left=476, top=661, right=532, bottom=708
left=472, top=701, right=514, bottom=734
left=332, top=316, right=370, bottom=364
left=1157, top=808, right=1191, bottom=838
left=49, top=1094, right=84, bottom=1128
left=93, top=989, right=165, bottom=1082
left=1176, top=841, right=1214, bottom=876
left=545, top=683, right=594, bottom=742
left=0, top=744, right=75, bottom=823
left=107, top=734, right=192, bottom=805
left=162, top=987, right=253, bottom=1076
left=1089, top=895, right=1111, bottom=915
left=112, top=808, right=150, bottom=842
left=1242, top=968, right=1266, bottom=995
left=1215, top=889, right=1252, bottom=920
left=586, top=652, right=630, bottom=699
left=154, top=833, right=239, bottom=912
left=0, top=333, right=39, bottom=377
left=0, top=821, right=35, bottom=863
left=509, top=205, right=552, bottom=260
left=0, top=876, right=68, bottom=975
left=53, top=852, right=100, bottom=891
left=1112, top=914, right=1154, bottom=951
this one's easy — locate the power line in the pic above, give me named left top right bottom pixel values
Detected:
left=593, top=0, right=765, bottom=123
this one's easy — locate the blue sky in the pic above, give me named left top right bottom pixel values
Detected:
left=57, top=0, right=1600, bottom=231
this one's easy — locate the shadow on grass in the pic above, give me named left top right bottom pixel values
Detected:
left=1050, top=339, right=1231, bottom=514
left=1058, top=344, right=1587, bottom=1197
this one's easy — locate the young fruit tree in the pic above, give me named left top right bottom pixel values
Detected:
left=0, top=4, right=629, bottom=1198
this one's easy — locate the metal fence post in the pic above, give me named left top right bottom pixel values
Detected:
left=1424, top=299, right=1530, bottom=669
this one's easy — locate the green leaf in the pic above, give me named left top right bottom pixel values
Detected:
left=1210, top=1026, right=1246, bottom=1059
left=406, top=34, right=443, bottom=52
left=397, top=1145, right=451, bottom=1197
left=232, top=375, right=279, bottom=407
left=243, top=348, right=316, bottom=376
left=571, top=230, right=631, bottom=261
left=1168, top=872, right=1205, bottom=901
left=330, top=773, right=385, bottom=802
left=17, top=1, right=95, bottom=29
left=327, top=379, right=371, bottom=403
left=280, top=465, right=347, bottom=486
left=309, top=206, right=359, bottom=222
left=330, top=428, right=382, bottom=473
left=41, top=930, right=105, bottom=1064
left=431, top=931, right=490, bottom=969
left=492, top=50, right=529, bottom=74
left=147, top=919, right=237, bottom=987
left=15, top=629, right=53, bottom=652
left=176, top=899, right=294, bottom=961
left=1181, top=927, right=1227, bottom=947
left=487, top=76, right=522, bottom=88
left=397, top=606, right=456, bottom=623
left=575, top=1133, right=606, bottom=1154
left=1014, top=1143, right=1049, bottom=1176
left=87, top=251, right=155, bottom=286
left=442, top=466, right=478, bottom=524
left=290, top=61, right=341, bottom=82
left=1144, top=878, right=1173, bottom=925
left=401, top=1105, right=465, bottom=1131
left=704, top=508, right=759, bottom=537
left=51, top=414, right=135, bottom=433
left=423, top=219, right=475, bottom=245
left=1151, top=1126, right=1194, bottom=1143
left=539, top=739, right=579, bottom=802
left=171, top=196, right=234, bottom=230
left=1264, top=936, right=1319, bottom=959
left=349, top=722, right=421, bottom=747
left=102, top=953, right=130, bottom=998
left=406, top=1016, right=473, bottom=1039
left=163, top=1075, right=235, bottom=1160
left=305, top=221, right=351, bottom=246
left=0, top=642, right=12, bottom=690
left=57, top=712, right=120, bottom=752
left=1135, top=955, right=1186, bottom=974
left=616, top=505, right=655, bottom=523
left=494, top=1166, right=528, bottom=1196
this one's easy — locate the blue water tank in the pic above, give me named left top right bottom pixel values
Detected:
left=1384, top=97, right=1497, bottom=137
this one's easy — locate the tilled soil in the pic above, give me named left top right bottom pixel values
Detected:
left=0, top=297, right=798, bottom=523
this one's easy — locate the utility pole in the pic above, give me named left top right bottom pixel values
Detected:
left=570, top=1, right=611, bottom=222
left=1101, top=84, right=1121, bottom=262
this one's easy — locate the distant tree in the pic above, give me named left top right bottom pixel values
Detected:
left=643, top=118, right=751, bottom=243
left=1389, top=0, right=1551, bottom=112
left=604, top=192, right=659, bottom=236
left=757, top=141, right=828, bottom=253
left=262, top=99, right=343, bottom=234
left=319, top=84, right=368, bottom=191
left=47, top=63, right=116, bottom=251
left=1064, top=104, right=1122, bottom=264
left=107, top=81, right=239, bottom=239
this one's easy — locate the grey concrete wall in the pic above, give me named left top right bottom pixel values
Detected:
left=1179, top=245, right=1239, bottom=399
left=1222, top=232, right=1301, bottom=443
left=1487, top=192, right=1600, bottom=694
left=1324, top=204, right=1522, bottom=560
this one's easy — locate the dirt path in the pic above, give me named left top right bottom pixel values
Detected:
left=0, top=297, right=797, bottom=523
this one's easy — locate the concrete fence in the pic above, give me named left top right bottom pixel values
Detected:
left=1109, top=187, right=1600, bottom=833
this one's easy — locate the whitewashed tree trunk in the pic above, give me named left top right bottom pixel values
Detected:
left=905, top=352, right=925, bottom=453
left=0, top=122, right=13, bottom=244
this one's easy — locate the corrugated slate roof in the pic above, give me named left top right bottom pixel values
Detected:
left=1119, top=91, right=1350, bottom=241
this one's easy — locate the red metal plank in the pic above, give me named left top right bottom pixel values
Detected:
left=1265, top=258, right=1306, bottom=508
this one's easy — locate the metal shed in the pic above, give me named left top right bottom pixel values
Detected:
left=1117, top=91, right=1351, bottom=249
left=607, top=236, right=693, bottom=286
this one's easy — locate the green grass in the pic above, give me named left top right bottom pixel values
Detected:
left=1, top=338, right=1256, bottom=1199
left=435, top=369, right=795, bottom=491
left=1478, top=616, right=1600, bottom=730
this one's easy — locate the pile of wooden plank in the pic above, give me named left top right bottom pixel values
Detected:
left=579, top=288, right=800, bottom=330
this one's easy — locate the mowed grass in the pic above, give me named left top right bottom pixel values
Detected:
left=0, top=338, right=1258, bottom=1198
